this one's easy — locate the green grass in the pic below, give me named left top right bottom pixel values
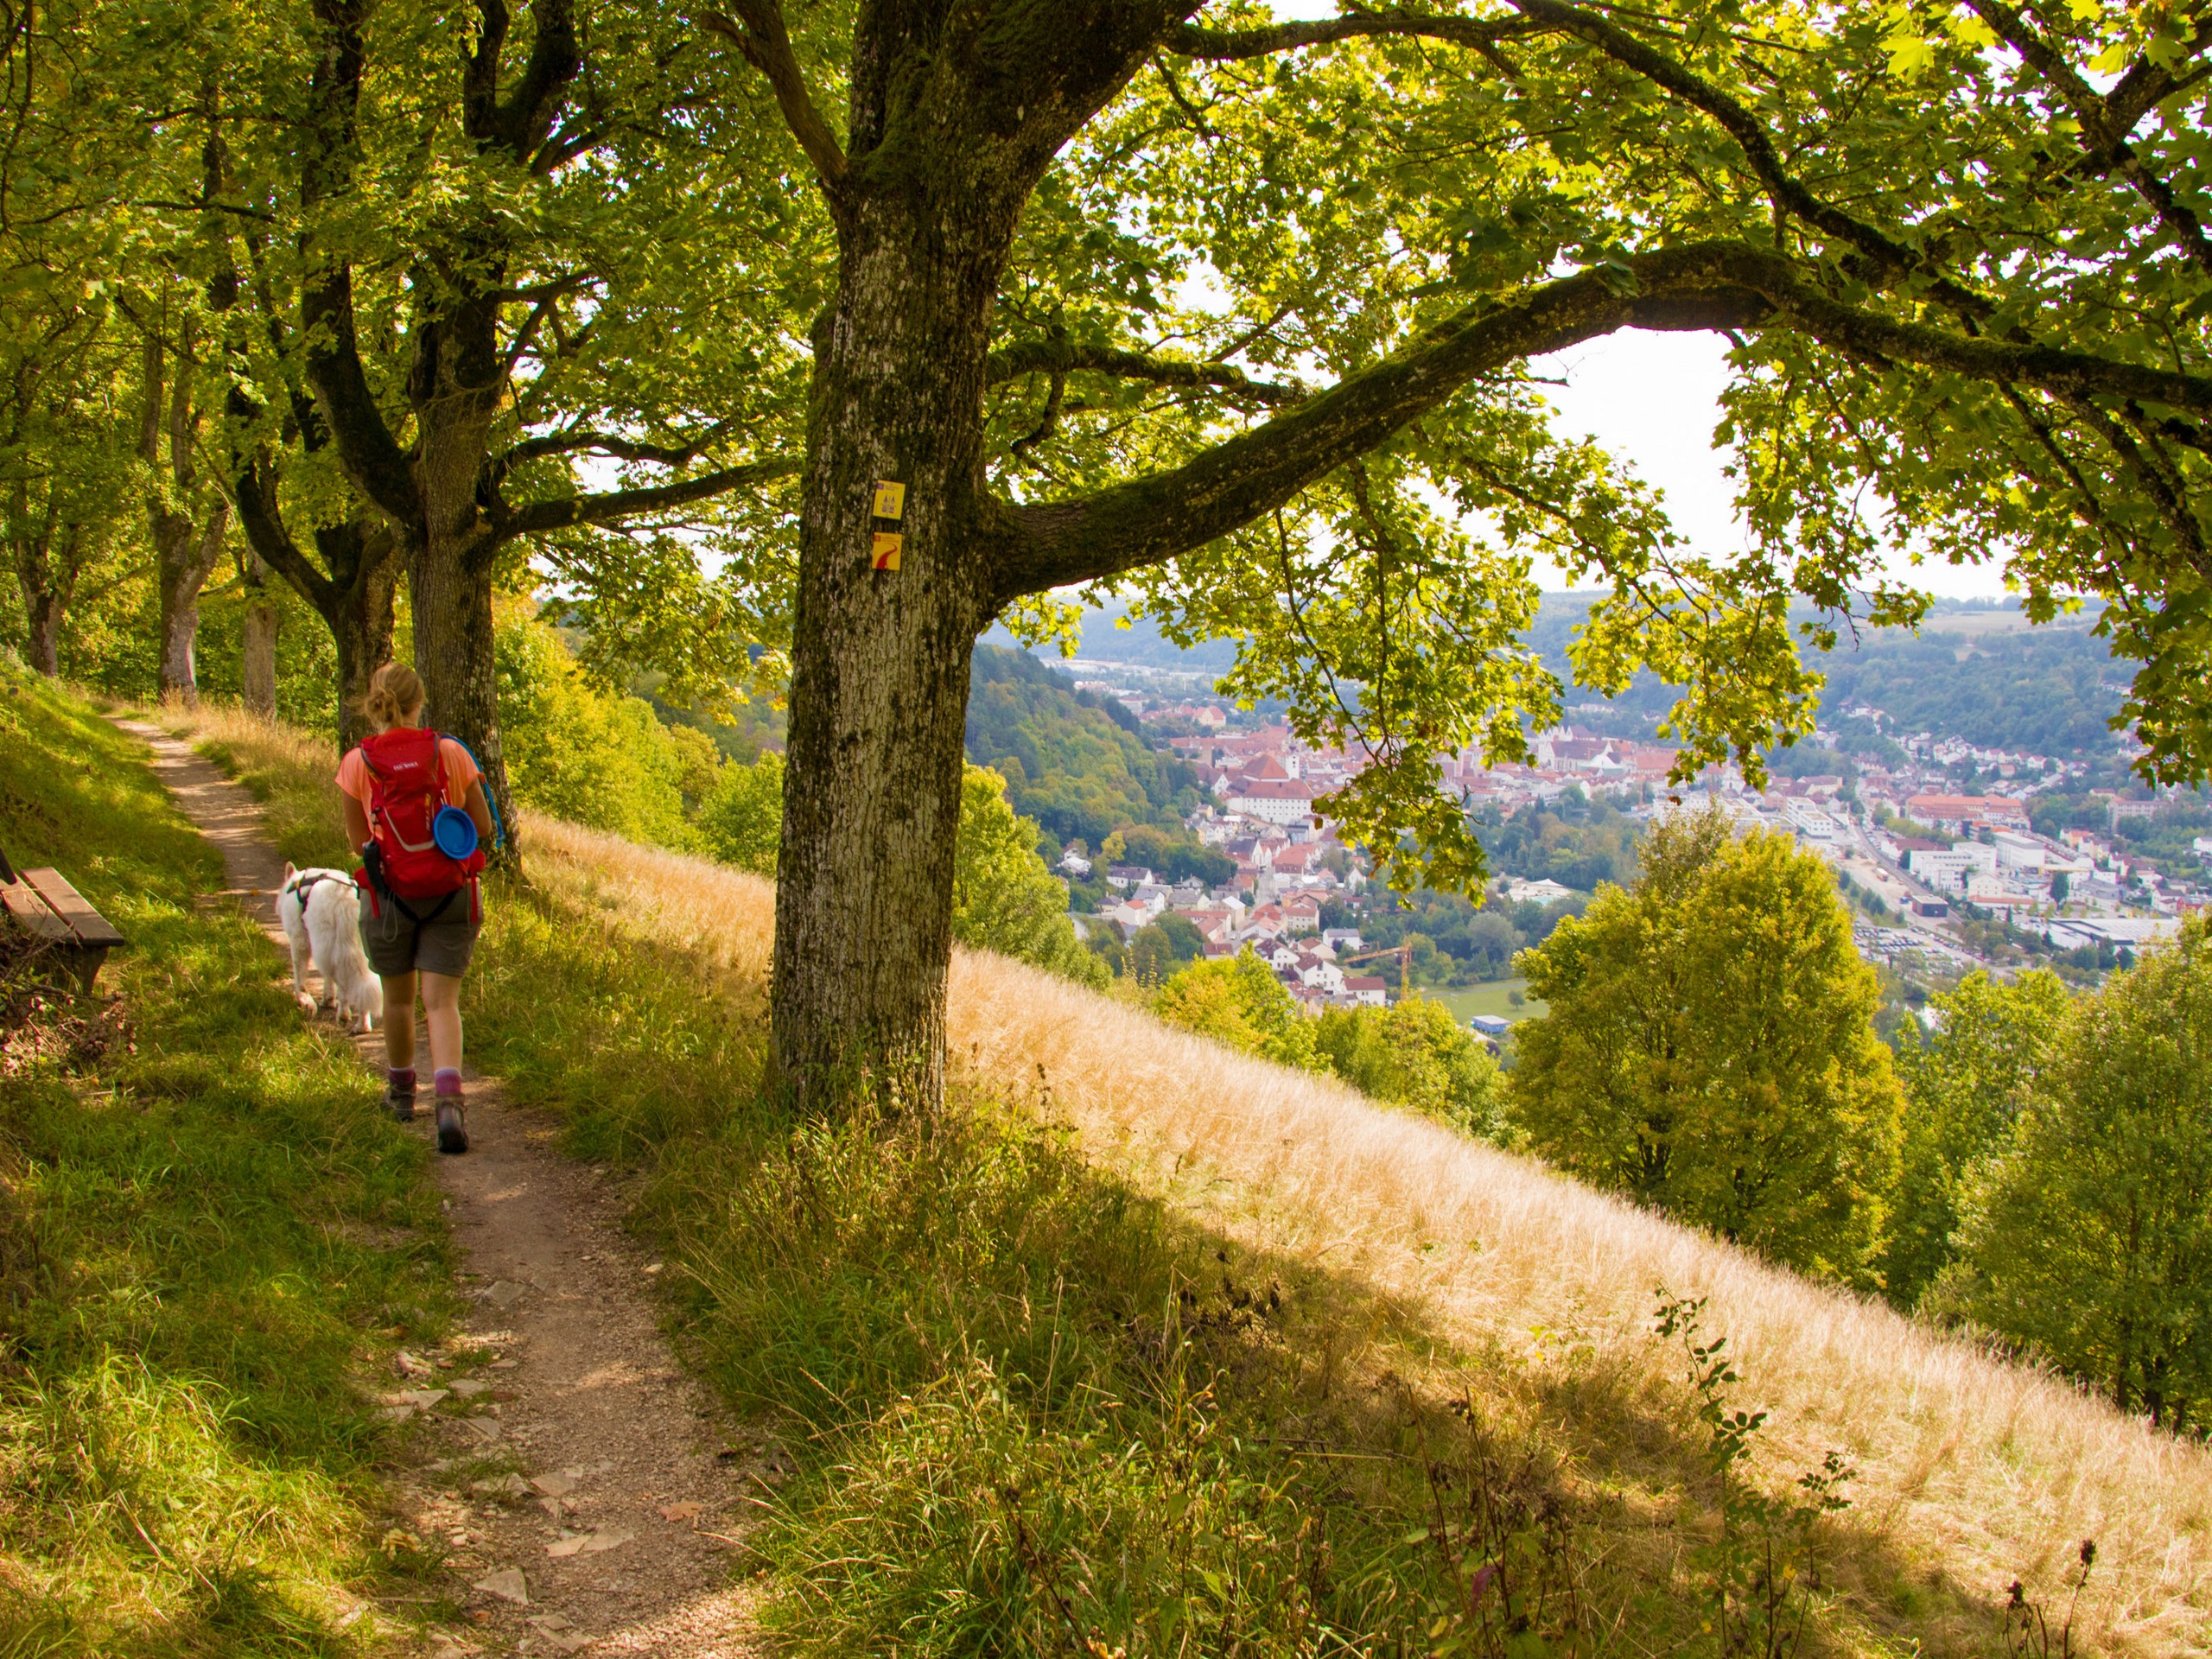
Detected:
left=462, top=875, right=1607, bottom=1653
left=0, top=668, right=454, bottom=1656
left=165, top=706, right=2019, bottom=1658
left=1430, top=977, right=1547, bottom=1024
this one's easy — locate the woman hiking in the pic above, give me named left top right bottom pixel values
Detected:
left=338, top=663, right=495, bottom=1154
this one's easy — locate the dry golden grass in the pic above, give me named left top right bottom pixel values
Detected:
left=146, top=709, right=2212, bottom=1653
left=513, top=820, right=2212, bottom=1656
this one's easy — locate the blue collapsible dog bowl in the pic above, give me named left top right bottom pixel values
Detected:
left=433, top=804, right=480, bottom=860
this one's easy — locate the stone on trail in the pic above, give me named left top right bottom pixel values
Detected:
left=531, top=1471, right=578, bottom=1497
left=471, top=1567, right=531, bottom=1605
left=546, top=1528, right=632, bottom=1558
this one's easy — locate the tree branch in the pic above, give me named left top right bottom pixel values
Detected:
left=1510, top=0, right=1992, bottom=315
left=699, top=1, right=847, bottom=194
left=984, top=338, right=1306, bottom=407
left=231, top=448, right=336, bottom=613
left=496, top=455, right=799, bottom=540
left=1165, top=9, right=1542, bottom=60
left=1965, top=0, right=2212, bottom=281
left=987, top=235, right=2212, bottom=600
left=986, top=250, right=1777, bottom=598
left=500, top=423, right=737, bottom=468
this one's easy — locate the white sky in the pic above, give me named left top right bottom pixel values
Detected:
left=1257, top=1, right=2009, bottom=601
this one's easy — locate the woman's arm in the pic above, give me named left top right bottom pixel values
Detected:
left=342, top=793, right=372, bottom=855
left=464, top=779, right=493, bottom=841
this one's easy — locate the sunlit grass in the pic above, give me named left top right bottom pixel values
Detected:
left=161, top=702, right=2212, bottom=1656
left=3, top=676, right=454, bottom=1655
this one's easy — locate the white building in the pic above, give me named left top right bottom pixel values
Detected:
left=1226, top=779, right=1319, bottom=826
left=1907, top=843, right=1999, bottom=890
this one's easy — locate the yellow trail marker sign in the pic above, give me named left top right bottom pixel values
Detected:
left=871, top=531, right=903, bottom=571
left=872, top=480, right=906, bottom=520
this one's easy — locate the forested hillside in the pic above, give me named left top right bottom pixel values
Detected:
left=963, top=645, right=1199, bottom=844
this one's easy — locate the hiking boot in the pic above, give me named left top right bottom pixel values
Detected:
left=435, top=1100, right=469, bottom=1155
left=386, top=1083, right=417, bottom=1123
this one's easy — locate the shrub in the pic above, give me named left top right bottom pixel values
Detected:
left=1154, top=950, right=1317, bottom=1071
left=496, top=617, right=695, bottom=848
left=694, top=747, right=785, bottom=874
left=952, top=766, right=1108, bottom=988
left=1883, top=969, right=2072, bottom=1310
left=1315, top=995, right=1506, bottom=1140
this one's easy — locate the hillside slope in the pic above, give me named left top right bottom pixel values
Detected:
left=964, top=643, right=1197, bottom=842
left=156, top=702, right=2212, bottom=1655
left=520, top=814, right=2211, bottom=1656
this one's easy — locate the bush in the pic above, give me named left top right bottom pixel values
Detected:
left=952, top=766, right=1108, bottom=988
left=496, top=617, right=696, bottom=848
left=1883, top=969, right=2071, bottom=1310
left=695, top=748, right=785, bottom=874
left=1153, top=950, right=1317, bottom=1071
left=1124, top=913, right=1206, bottom=985
left=1314, top=995, right=1506, bottom=1140
left=1510, top=809, right=1904, bottom=1287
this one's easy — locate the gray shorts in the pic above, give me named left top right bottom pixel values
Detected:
left=358, top=884, right=481, bottom=979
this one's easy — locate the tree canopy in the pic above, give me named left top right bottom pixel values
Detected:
left=1510, top=810, right=1904, bottom=1285
left=14, top=0, right=2212, bottom=1106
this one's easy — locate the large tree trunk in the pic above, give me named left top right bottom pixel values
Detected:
left=153, top=505, right=230, bottom=705
left=770, top=195, right=1013, bottom=1108
left=238, top=547, right=278, bottom=716
left=332, top=527, right=398, bottom=749
left=407, top=533, right=511, bottom=833
left=20, top=584, right=64, bottom=676
left=10, top=512, right=73, bottom=677
left=142, top=330, right=229, bottom=705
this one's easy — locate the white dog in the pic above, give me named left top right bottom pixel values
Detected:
left=279, top=864, right=383, bottom=1033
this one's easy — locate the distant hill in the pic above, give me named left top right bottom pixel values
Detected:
left=990, top=597, right=2131, bottom=762
left=979, top=609, right=1239, bottom=672
left=965, top=645, right=1199, bottom=844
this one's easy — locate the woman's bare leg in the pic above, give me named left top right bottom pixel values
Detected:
left=421, top=972, right=464, bottom=1074
left=383, top=971, right=418, bottom=1070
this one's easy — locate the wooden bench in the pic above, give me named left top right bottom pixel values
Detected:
left=0, top=851, right=126, bottom=996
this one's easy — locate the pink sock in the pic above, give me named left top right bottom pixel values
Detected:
left=434, top=1068, right=463, bottom=1097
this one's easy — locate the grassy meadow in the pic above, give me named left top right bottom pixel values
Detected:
left=150, top=701, right=2212, bottom=1656
left=1432, top=978, right=1548, bottom=1025
left=0, top=674, right=457, bottom=1655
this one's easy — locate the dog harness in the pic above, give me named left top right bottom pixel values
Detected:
left=283, top=871, right=359, bottom=905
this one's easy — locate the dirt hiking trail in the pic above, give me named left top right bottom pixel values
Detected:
left=113, top=718, right=771, bottom=1658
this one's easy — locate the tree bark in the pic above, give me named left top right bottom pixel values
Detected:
left=20, top=582, right=65, bottom=676
left=238, top=546, right=278, bottom=716
left=406, top=297, right=517, bottom=843
left=10, top=506, right=76, bottom=677
left=407, top=531, right=513, bottom=839
left=141, top=329, right=229, bottom=705
left=153, top=504, right=230, bottom=705
left=769, top=180, right=1026, bottom=1106
left=229, top=449, right=400, bottom=750
left=332, top=530, right=398, bottom=749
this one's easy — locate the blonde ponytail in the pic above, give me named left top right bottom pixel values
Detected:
left=361, top=663, right=426, bottom=732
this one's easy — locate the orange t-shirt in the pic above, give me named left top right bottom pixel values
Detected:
left=336, top=735, right=481, bottom=810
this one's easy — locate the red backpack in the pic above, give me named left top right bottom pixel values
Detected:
left=358, top=726, right=485, bottom=903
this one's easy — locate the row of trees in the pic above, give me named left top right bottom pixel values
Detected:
left=10, top=0, right=2212, bottom=1112
left=1510, top=810, right=2212, bottom=1433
